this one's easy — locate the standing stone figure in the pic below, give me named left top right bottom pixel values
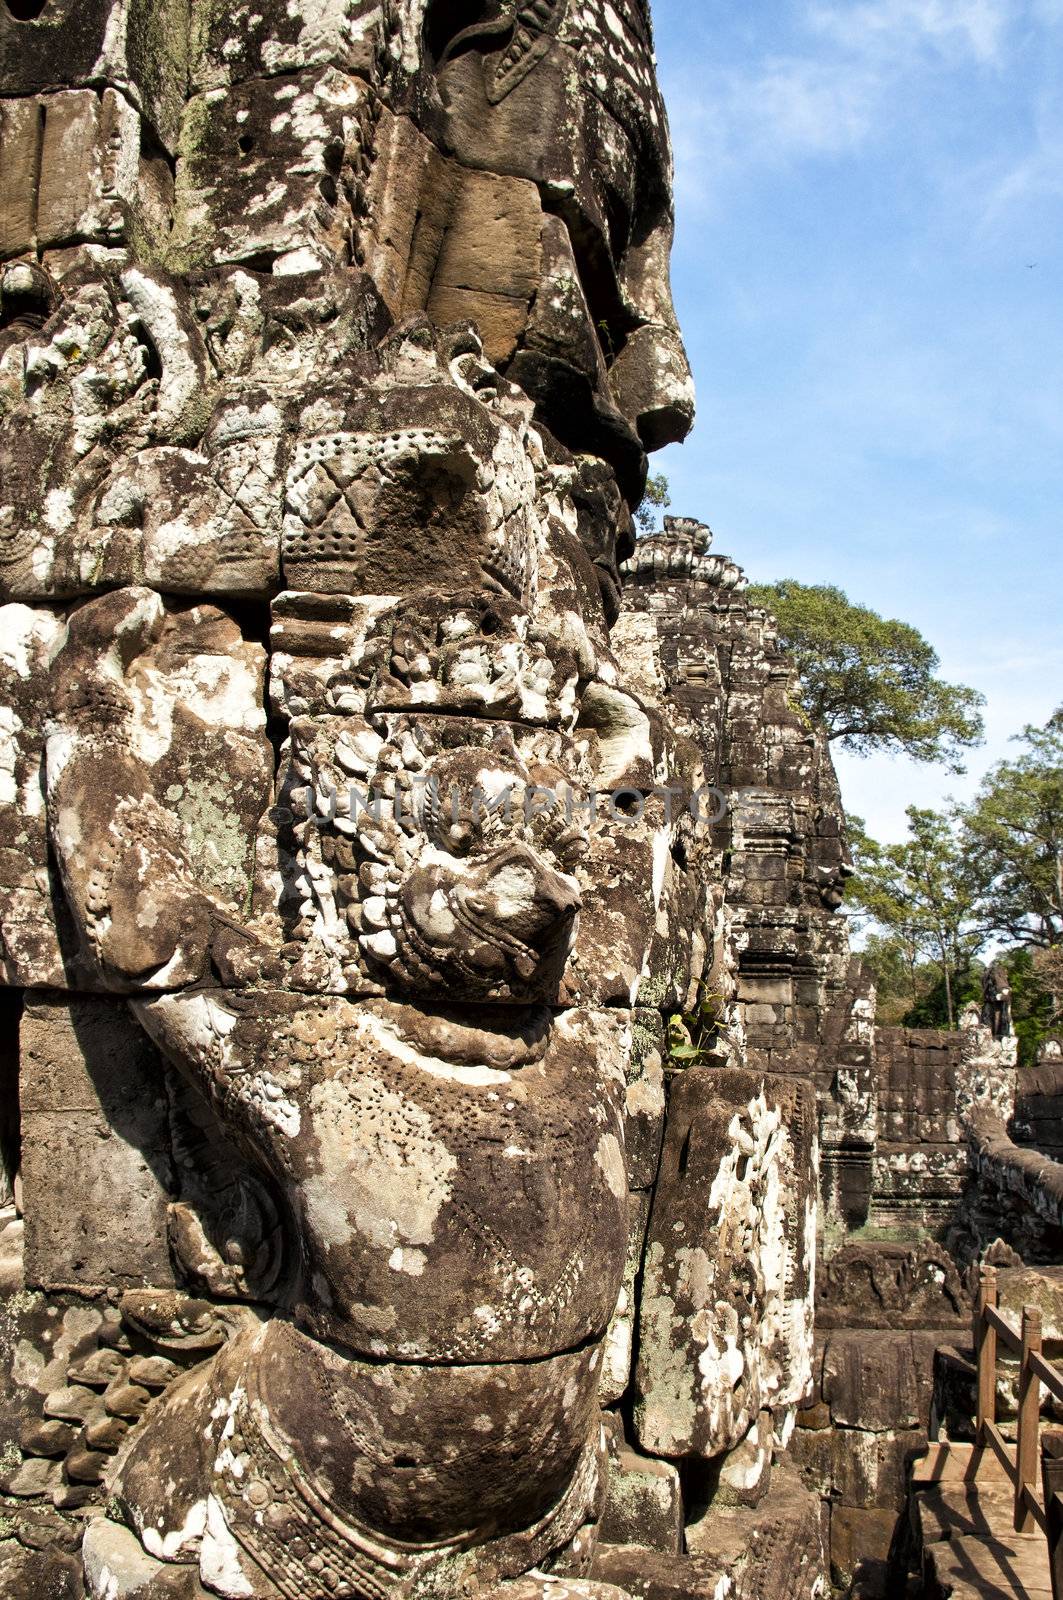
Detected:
left=982, top=963, right=1013, bottom=1039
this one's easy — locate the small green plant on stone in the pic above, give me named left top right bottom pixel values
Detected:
left=668, top=984, right=725, bottom=1066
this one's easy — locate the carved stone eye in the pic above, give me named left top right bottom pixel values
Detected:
left=0, top=263, right=56, bottom=335
left=423, top=782, right=484, bottom=856
left=441, top=816, right=478, bottom=856
left=4, top=0, right=49, bottom=18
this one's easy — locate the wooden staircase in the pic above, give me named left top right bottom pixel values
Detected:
left=908, top=1267, right=1063, bottom=1598
left=912, top=1443, right=1053, bottom=1598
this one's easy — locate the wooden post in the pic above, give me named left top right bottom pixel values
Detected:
left=1041, top=1428, right=1063, bottom=1600
left=975, top=1265, right=998, bottom=1444
left=1016, top=1304, right=1043, bottom=1533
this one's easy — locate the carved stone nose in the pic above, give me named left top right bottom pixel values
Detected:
left=610, top=320, right=696, bottom=453
left=534, top=869, right=581, bottom=924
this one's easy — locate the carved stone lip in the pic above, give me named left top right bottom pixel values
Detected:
left=398, top=878, right=547, bottom=988
left=365, top=997, right=553, bottom=1068
left=593, top=556, right=622, bottom=623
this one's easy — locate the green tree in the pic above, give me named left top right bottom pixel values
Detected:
left=861, top=931, right=917, bottom=1009
left=745, top=580, right=985, bottom=771
left=858, top=930, right=987, bottom=1030
left=1002, top=948, right=1058, bottom=1067
left=860, top=931, right=923, bottom=1025
left=1035, top=945, right=1063, bottom=1026
left=847, top=808, right=984, bottom=1028
left=961, top=711, right=1063, bottom=957
left=635, top=472, right=671, bottom=534
left=902, top=965, right=984, bottom=1031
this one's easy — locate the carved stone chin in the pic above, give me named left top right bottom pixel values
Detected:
left=104, top=1318, right=613, bottom=1593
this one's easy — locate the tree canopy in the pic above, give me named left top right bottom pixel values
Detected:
left=634, top=472, right=671, bottom=533
left=847, top=710, right=1063, bottom=1051
left=745, top=579, right=985, bottom=772
left=848, top=808, right=983, bottom=1028
left=961, top=712, right=1063, bottom=950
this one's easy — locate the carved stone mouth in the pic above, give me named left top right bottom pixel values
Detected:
left=386, top=892, right=525, bottom=990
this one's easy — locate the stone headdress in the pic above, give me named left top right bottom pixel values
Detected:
left=436, top=0, right=569, bottom=101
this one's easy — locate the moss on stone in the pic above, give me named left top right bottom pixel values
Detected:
left=176, top=776, right=254, bottom=902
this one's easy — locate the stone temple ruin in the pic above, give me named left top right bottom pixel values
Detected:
left=1, top=3, right=1062, bottom=1597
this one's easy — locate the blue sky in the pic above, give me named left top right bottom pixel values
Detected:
left=649, top=0, right=1063, bottom=841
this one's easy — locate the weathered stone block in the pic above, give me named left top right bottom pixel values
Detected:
left=595, top=1498, right=829, bottom=1600
left=995, top=1265, right=1063, bottom=1346
left=872, top=1144, right=968, bottom=1204
left=599, top=1446, right=682, bottom=1554
left=81, top=1518, right=208, bottom=1597
left=20, top=996, right=176, bottom=1290
left=43, top=592, right=272, bottom=991
left=634, top=1068, right=816, bottom=1460
left=682, top=1463, right=828, bottom=1594
left=822, top=1330, right=943, bottom=1433
left=712, top=1409, right=773, bottom=1509
left=791, top=1424, right=925, bottom=1512
left=572, top=800, right=710, bottom=1012
left=171, top=70, right=371, bottom=273
left=829, top=1504, right=900, bottom=1593
left=192, top=0, right=385, bottom=93
left=600, top=1190, right=652, bottom=1406
left=0, top=100, right=38, bottom=261
left=0, top=1536, right=84, bottom=1599
left=0, top=0, right=189, bottom=150
left=789, top=1421, right=833, bottom=1498
left=0, top=89, right=141, bottom=259
left=624, top=1009, right=666, bottom=1189
left=0, top=605, right=88, bottom=989
left=415, top=164, right=545, bottom=367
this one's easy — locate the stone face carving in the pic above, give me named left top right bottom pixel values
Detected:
left=0, top=1, right=851, bottom=1596
left=617, top=517, right=876, bottom=1242
left=383, top=0, right=695, bottom=488
left=0, top=0, right=707, bottom=1589
left=44, top=390, right=671, bottom=1592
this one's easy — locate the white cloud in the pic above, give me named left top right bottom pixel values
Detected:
left=665, top=0, right=1063, bottom=214
left=810, top=0, right=1016, bottom=64
left=668, top=56, right=880, bottom=212
left=666, top=0, right=1026, bottom=213
left=749, top=58, right=880, bottom=154
left=976, top=95, right=1063, bottom=224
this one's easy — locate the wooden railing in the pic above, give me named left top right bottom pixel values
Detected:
left=973, top=1264, right=1063, bottom=1596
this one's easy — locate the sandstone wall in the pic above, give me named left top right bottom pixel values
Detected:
left=871, top=1026, right=969, bottom=1237
left=1013, top=1061, right=1063, bottom=1163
